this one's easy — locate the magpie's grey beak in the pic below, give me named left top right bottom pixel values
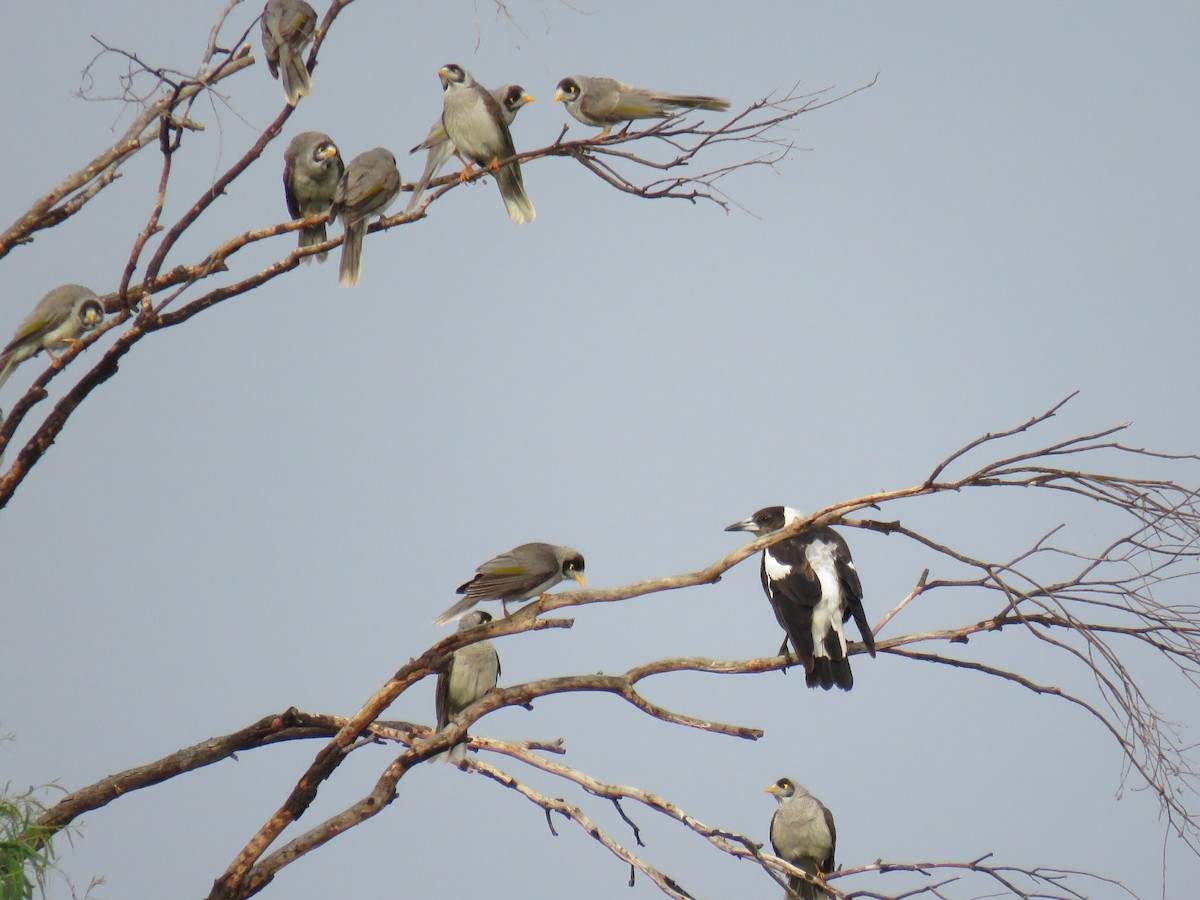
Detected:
left=724, top=518, right=756, bottom=534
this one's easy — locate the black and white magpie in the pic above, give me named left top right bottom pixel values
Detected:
left=725, top=506, right=875, bottom=690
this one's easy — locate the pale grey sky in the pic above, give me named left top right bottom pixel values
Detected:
left=1, top=1, right=1198, bottom=898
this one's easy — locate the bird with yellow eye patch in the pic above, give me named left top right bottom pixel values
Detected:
left=434, top=542, right=585, bottom=625
left=553, top=75, right=730, bottom=139
left=0, top=285, right=105, bottom=393
left=408, top=83, right=535, bottom=215
left=437, top=63, right=535, bottom=224
left=766, top=777, right=836, bottom=900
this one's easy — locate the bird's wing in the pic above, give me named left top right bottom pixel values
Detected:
left=282, top=156, right=302, bottom=220
left=822, top=802, right=837, bottom=872
left=761, top=541, right=823, bottom=665
left=461, top=570, right=543, bottom=599
left=279, top=1, right=315, bottom=42
left=434, top=665, right=452, bottom=729
left=337, top=161, right=398, bottom=219
left=3, top=312, right=55, bottom=354
left=588, top=83, right=667, bottom=120
left=411, top=119, right=447, bottom=154
left=827, top=529, right=875, bottom=655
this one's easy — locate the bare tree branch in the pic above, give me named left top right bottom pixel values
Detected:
left=4, top=3, right=1197, bottom=898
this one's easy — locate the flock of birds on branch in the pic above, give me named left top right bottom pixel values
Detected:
left=0, top=1, right=869, bottom=895
left=433, top=502, right=877, bottom=899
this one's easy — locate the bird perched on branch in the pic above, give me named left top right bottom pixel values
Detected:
left=766, top=777, right=836, bottom=900
left=260, top=0, right=317, bottom=106
left=437, top=64, right=535, bottom=224
left=329, top=147, right=401, bottom=287
left=0, top=285, right=105, bottom=393
left=283, top=131, right=344, bottom=262
left=434, top=611, right=501, bottom=763
left=725, top=506, right=875, bottom=690
left=553, top=75, right=730, bottom=138
left=434, top=542, right=585, bottom=625
left=407, top=84, right=535, bottom=215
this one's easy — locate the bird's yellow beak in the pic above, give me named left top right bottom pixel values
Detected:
left=572, top=573, right=586, bottom=589
left=553, top=89, right=565, bottom=103
left=765, top=784, right=779, bottom=795
left=438, top=67, right=451, bottom=78
left=523, top=94, right=536, bottom=104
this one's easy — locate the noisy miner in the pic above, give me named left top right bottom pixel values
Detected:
left=725, top=506, right=875, bottom=691
left=283, top=131, right=344, bottom=263
left=766, top=777, right=836, bottom=900
left=261, top=0, right=317, bottom=106
left=434, top=542, right=585, bottom=625
left=0, top=285, right=105, bottom=393
left=434, top=610, right=502, bottom=763
left=438, top=64, right=535, bottom=225
left=329, top=147, right=401, bottom=287
left=407, top=84, right=535, bottom=214
left=553, top=75, right=730, bottom=138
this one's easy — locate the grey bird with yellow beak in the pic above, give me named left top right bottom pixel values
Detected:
left=408, top=84, right=535, bottom=215
left=434, top=610, right=502, bottom=763
left=0, top=285, right=105, bottom=393
left=437, top=63, right=535, bottom=224
left=283, top=131, right=344, bottom=262
left=434, top=542, right=585, bottom=625
left=553, top=75, right=730, bottom=138
left=329, top=147, right=401, bottom=287
left=766, top=777, right=836, bottom=900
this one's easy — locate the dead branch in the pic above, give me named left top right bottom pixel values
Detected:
left=0, top=75, right=863, bottom=503
left=3, top=3, right=1197, bottom=898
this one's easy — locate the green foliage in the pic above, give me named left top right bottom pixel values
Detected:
left=0, top=785, right=55, bottom=900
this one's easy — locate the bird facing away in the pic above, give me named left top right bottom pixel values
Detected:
left=329, top=147, right=401, bottom=287
left=283, top=131, right=344, bottom=263
left=725, top=506, right=875, bottom=690
left=260, top=0, right=317, bottom=106
left=0, top=285, right=105, bottom=393
left=407, top=83, right=535, bottom=215
left=434, top=611, right=502, bottom=763
left=553, top=75, right=731, bottom=138
left=433, top=542, right=586, bottom=625
left=437, top=64, right=535, bottom=224
left=766, top=777, right=836, bottom=900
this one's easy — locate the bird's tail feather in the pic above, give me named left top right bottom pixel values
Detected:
left=806, top=656, right=853, bottom=691
left=299, top=223, right=328, bottom=264
left=0, top=352, right=18, bottom=393
left=786, top=875, right=827, bottom=900
left=497, top=162, right=535, bottom=225
left=667, top=93, right=731, bottom=112
left=338, top=220, right=365, bottom=287
left=432, top=595, right=476, bottom=626
left=431, top=741, right=469, bottom=764
left=281, top=50, right=312, bottom=107
left=806, top=625, right=854, bottom=690
left=406, top=143, right=454, bottom=214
